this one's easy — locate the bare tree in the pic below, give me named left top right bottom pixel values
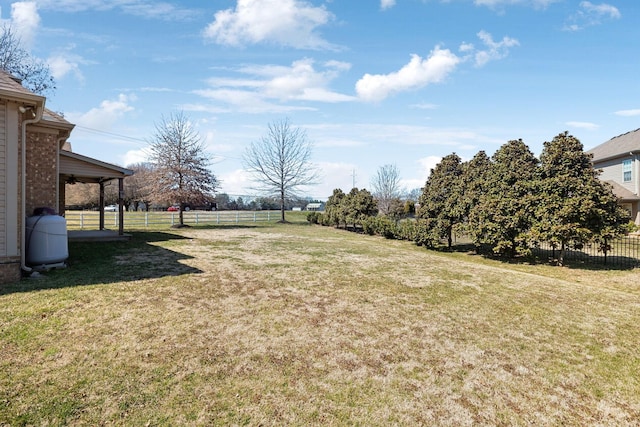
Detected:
left=148, top=112, right=218, bottom=226
left=124, top=162, right=155, bottom=211
left=0, top=25, right=55, bottom=95
left=371, top=164, right=402, bottom=216
left=244, top=119, right=319, bottom=222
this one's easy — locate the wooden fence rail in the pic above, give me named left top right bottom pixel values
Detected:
left=64, top=210, right=278, bottom=230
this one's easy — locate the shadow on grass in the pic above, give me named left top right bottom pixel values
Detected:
left=1, top=232, right=202, bottom=295
left=187, top=224, right=261, bottom=230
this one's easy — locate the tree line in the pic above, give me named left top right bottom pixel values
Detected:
left=309, top=132, right=630, bottom=265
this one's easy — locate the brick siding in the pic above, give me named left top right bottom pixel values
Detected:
left=25, top=127, right=59, bottom=216
left=0, top=257, right=21, bottom=284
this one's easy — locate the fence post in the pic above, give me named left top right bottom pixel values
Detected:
left=80, top=212, right=84, bottom=230
left=236, top=212, right=239, bottom=223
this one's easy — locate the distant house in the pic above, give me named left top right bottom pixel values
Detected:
left=306, top=202, right=325, bottom=211
left=587, top=128, right=640, bottom=224
left=0, top=70, right=133, bottom=285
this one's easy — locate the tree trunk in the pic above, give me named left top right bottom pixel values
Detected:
left=558, top=241, right=566, bottom=266
left=280, top=188, right=285, bottom=222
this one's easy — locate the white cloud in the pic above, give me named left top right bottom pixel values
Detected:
left=194, top=58, right=354, bottom=113
left=67, top=94, right=136, bottom=130
left=312, top=161, right=359, bottom=197
left=410, top=103, right=438, bottom=110
left=218, top=168, right=253, bottom=196
left=473, top=30, right=519, bottom=67
left=355, top=48, right=461, bottom=102
left=9, top=1, right=40, bottom=49
left=474, top=0, right=560, bottom=8
left=47, top=51, right=90, bottom=82
left=564, top=1, right=621, bottom=31
left=580, top=1, right=621, bottom=19
left=355, top=32, right=518, bottom=102
left=614, top=109, right=640, bottom=117
left=400, top=155, right=442, bottom=190
left=381, top=0, right=396, bottom=10
left=121, top=148, right=150, bottom=167
left=193, top=88, right=315, bottom=114
left=34, top=0, right=195, bottom=20
left=203, top=0, right=335, bottom=50
left=260, top=59, right=351, bottom=101
left=566, top=121, right=599, bottom=130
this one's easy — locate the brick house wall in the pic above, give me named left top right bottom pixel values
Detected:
left=24, top=125, right=59, bottom=217
left=0, top=258, right=21, bottom=283
left=0, top=124, right=61, bottom=286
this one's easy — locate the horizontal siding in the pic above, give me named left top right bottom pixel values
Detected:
left=597, top=158, right=635, bottom=194
left=0, top=102, right=6, bottom=256
left=60, top=155, right=127, bottom=179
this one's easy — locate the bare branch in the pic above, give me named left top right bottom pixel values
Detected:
left=243, top=119, right=320, bottom=222
left=371, top=164, right=402, bottom=215
left=147, top=111, right=218, bottom=225
left=0, top=25, right=56, bottom=95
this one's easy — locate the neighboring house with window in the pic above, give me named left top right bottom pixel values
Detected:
left=0, top=70, right=132, bottom=285
left=587, top=128, right=640, bottom=224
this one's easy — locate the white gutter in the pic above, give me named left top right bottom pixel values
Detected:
left=20, top=104, right=44, bottom=274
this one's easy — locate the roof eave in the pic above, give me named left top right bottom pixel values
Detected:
left=60, top=149, right=134, bottom=176
left=0, top=88, right=45, bottom=108
left=591, top=149, right=640, bottom=164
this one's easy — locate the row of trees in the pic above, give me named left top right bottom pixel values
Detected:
left=310, top=132, right=630, bottom=265
left=418, top=132, right=628, bottom=263
left=67, top=116, right=320, bottom=227
left=2, top=23, right=626, bottom=254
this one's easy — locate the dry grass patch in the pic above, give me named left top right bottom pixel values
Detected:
left=1, top=223, right=640, bottom=425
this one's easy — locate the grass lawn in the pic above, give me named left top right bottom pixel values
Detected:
left=2, top=217, right=640, bottom=425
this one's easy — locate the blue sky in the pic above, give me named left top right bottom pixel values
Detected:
left=1, top=0, right=636, bottom=200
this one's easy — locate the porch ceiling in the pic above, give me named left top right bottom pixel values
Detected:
left=59, top=149, right=133, bottom=184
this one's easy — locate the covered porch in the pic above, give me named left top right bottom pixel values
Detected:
left=59, top=149, right=134, bottom=237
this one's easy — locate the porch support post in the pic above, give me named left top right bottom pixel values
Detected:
left=118, top=177, right=124, bottom=235
left=99, top=181, right=105, bottom=230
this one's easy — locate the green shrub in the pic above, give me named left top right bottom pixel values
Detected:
left=396, top=220, right=417, bottom=241
left=361, top=216, right=399, bottom=239
left=307, top=211, right=321, bottom=224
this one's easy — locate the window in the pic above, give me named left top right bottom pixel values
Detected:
left=623, top=159, right=632, bottom=182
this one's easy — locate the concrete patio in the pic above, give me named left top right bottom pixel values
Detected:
left=67, top=230, right=132, bottom=242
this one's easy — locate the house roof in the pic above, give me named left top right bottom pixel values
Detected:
left=604, top=180, right=640, bottom=202
left=0, top=70, right=45, bottom=106
left=60, top=149, right=134, bottom=184
left=588, top=128, right=640, bottom=163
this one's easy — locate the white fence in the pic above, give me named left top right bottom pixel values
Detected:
left=64, top=210, right=279, bottom=230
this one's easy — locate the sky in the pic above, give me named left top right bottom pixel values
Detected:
left=1, top=0, right=638, bottom=200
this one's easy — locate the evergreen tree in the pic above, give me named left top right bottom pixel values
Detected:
left=417, top=153, right=464, bottom=249
left=344, top=188, right=378, bottom=229
left=468, top=140, right=538, bottom=257
left=460, top=150, right=492, bottom=250
left=324, top=188, right=346, bottom=227
left=529, top=132, right=629, bottom=264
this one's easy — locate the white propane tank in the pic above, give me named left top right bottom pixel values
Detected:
left=26, top=214, right=69, bottom=268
